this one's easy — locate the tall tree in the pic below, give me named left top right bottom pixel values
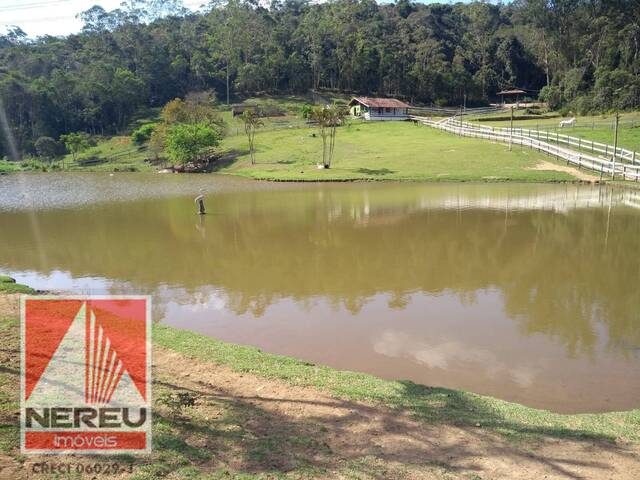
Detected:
left=239, top=109, right=263, bottom=165
left=310, top=105, right=346, bottom=169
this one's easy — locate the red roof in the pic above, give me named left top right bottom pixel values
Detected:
left=349, top=97, right=411, bottom=108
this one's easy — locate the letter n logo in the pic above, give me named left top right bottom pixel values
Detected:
left=21, top=296, right=152, bottom=454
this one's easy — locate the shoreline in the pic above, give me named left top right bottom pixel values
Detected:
left=0, top=167, right=606, bottom=184
left=2, top=289, right=639, bottom=428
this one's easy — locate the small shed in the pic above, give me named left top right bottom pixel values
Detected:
left=231, top=104, right=260, bottom=117
left=348, top=97, right=411, bottom=121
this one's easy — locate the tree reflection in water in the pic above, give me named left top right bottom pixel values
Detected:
left=1, top=181, right=639, bottom=411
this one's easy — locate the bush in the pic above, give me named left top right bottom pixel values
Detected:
left=20, top=158, right=49, bottom=171
left=539, top=85, right=562, bottom=110
left=131, top=123, right=156, bottom=145
left=592, top=68, right=640, bottom=111
left=34, top=136, right=58, bottom=160
left=572, top=95, right=593, bottom=115
left=300, top=103, right=315, bottom=119
left=260, top=99, right=284, bottom=117
left=165, top=123, right=221, bottom=165
left=60, top=132, right=90, bottom=162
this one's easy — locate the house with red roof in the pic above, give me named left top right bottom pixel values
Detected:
left=348, top=97, right=411, bottom=121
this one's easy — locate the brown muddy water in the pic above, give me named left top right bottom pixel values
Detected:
left=1, top=173, right=639, bottom=413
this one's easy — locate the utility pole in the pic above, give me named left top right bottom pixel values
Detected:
left=612, top=111, right=619, bottom=179
left=509, top=105, right=514, bottom=151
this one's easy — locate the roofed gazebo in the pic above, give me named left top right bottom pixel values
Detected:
left=496, top=89, right=526, bottom=106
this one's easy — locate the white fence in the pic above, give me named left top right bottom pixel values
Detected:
left=411, top=115, right=640, bottom=182
left=408, top=106, right=504, bottom=117
left=449, top=119, right=639, bottom=165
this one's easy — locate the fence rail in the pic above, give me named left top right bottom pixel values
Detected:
left=411, top=115, right=640, bottom=182
left=447, top=118, right=639, bottom=165
left=408, top=106, right=504, bottom=117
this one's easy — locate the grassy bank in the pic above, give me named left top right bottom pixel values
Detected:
left=217, top=121, right=576, bottom=182
left=153, top=324, right=640, bottom=442
left=1, top=294, right=640, bottom=479
left=0, top=136, right=157, bottom=174
left=61, top=136, right=157, bottom=172
left=0, top=276, right=34, bottom=294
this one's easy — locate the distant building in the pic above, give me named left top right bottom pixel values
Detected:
left=348, top=97, right=411, bottom=121
left=496, top=89, right=526, bottom=106
left=231, top=104, right=260, bottom=117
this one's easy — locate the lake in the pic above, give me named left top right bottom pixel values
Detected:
left=1, top=173, right=639, bottom=413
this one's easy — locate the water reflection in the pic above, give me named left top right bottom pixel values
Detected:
left=1, top=177, right=639, bottom=412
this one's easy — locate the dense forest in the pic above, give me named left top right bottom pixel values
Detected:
left=1, top=0, right=639, bottom=158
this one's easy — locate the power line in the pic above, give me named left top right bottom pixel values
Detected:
left=0, top=0, right=72, bottom=13
left=0, top=0, right=208, bottom=29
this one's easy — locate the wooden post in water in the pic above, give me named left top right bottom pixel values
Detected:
left=612, top=112, right=619, bottom=180
left=195, top=189, right=206, bottom=215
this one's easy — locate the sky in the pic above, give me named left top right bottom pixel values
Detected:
left=0, top=0, right=207, bottom=38
left=0, top=0, right=469, bottom=38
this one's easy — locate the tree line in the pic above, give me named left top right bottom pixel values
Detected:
left=1, top=0, right=639, bottom=159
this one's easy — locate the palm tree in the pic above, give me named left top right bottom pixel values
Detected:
left=310, top=105, right=346, bottom=169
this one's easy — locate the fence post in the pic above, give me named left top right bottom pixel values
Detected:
left=509, top=106, right=513, bottom=151
left=612, top=112, right=619, bottom=180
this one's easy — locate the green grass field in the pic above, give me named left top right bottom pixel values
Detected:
left=216, top=120, right=575, bottom=182
left=62, top=135, right=157, bottom=172
left=477, top=110, right=640, bottom=153
left=6, top=100, right=637, bottom=181
left=0, top=160, right=20, bottom=174
left=1, top=136, right=157, bottom=173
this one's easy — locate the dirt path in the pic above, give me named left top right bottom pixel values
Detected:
left=529, top=160, right=599, bottom=182
left=2, top=294, right=639, bottom=479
